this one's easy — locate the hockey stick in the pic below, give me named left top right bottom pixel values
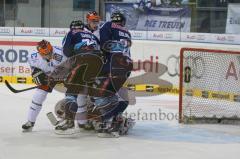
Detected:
left=5, top=80, right=38, bottom=93
left=46, top=112, right=60, bottom=126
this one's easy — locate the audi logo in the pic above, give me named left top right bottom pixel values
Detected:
left=166, top=55, right=205, bottom=78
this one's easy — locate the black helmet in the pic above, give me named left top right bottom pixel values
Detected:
left=70, top=20, right=84, bottom=30
left=111, top=11, right=126, bottom=26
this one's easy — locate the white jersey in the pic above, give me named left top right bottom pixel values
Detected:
left=28, top=46, right=67, bottom=75
left=84, top=25, right=100, bottom=41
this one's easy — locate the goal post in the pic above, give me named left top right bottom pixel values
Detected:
left=179, top=48, right=240, bottom=124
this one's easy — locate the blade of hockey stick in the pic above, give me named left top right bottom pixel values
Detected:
left=46, top=112, right=60, bottom=126
left=5, top=80, right=38, bottom=93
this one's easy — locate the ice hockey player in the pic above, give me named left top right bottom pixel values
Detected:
left=54, top=19, right=101, bottom=134
left=91, top=11, right=134, bottom=137
left=62, top=19, right=99, bottom=57
left=84, top=11, right=101, bottom=40
left=100, top=11, right=131, bottom=57
left=22, top=40, right=67, bottom=132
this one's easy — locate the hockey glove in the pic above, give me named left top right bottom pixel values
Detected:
left=32, top=67, right=48, bottom=86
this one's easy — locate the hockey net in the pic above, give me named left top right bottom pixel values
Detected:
left=179, top=48, right=240, bottom=124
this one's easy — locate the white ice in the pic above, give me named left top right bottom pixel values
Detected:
left=0, top=84, right=240, bottom=159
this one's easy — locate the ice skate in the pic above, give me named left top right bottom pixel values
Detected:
left=22, top=121, right=35, bottom=132
left=119, top=117, right=136, bottom=135
left=78, top=121, right=95, bottom=131
left=97, top=120, right=120, bottom=138
left=72, top=121, right=95, bottom=134
left=54, top=119, right=75, bottom=135
left=97, top=115, right=135, bottom=138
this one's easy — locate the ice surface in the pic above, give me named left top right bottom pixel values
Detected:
left=0, top=84, right=240, bottom=159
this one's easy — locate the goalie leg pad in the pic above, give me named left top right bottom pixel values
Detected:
left=54, top=96, right=78, bottom=120
left=102, top=101, right=129, bottom=121
left=93, top=95, right=119, bottom=120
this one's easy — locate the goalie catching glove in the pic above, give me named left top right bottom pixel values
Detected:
left=32, top=67, right=48, bottom=86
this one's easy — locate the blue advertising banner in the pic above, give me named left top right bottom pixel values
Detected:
left=105, top=2, right=191, bottom=32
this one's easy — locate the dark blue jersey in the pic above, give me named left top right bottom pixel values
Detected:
left=100, top=21, right=131, bottom=57
left=62, top=30, right=99, bottom=57
left=100, top=21, right=132, bottom=75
